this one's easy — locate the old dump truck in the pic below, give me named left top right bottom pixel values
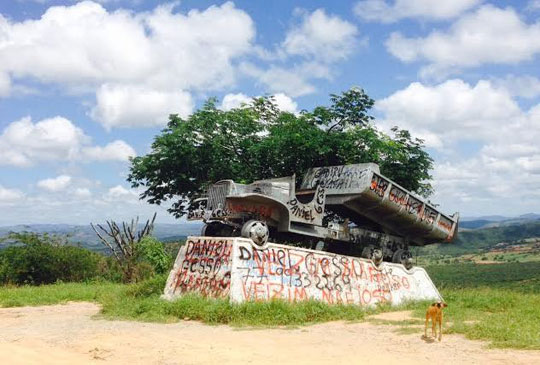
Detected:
left=187, top=163, right=459, bottom=269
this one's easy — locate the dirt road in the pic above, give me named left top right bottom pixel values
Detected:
left=0, top=302, right=538, bottom=364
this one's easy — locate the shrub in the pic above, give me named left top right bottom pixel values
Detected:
left=0, top=232, right=121, bottom=285
left=137, top=237, right=172, bottom=275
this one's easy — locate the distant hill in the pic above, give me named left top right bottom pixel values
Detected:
left=0, top=222, right=202, bottom=252
left=458, top=213, right=540, bottom=230
left=420, top=220, right=540, bottom=257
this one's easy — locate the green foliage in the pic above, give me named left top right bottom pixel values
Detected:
left=136, top=237, right=172, bottom=274
left=424, top=263, right=540, bottom=349
left=128, top=88, right=433, bottom=217
left=0, top=232, right=122, bottom=285
left=421, top=221, right=540, bottom=257
left=427, top=261, right=540, bottom=293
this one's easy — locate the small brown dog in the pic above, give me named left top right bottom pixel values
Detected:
left=424, top=301, right=448, bottom=341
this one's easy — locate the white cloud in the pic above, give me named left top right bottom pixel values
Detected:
left=241, top=62, right=322, bottom=97
left=0, top=72, right=10, bottom=97
left=0, top=2, right=254, bottom=92
left=74, top=187, right=92, bottom=199
left=37, top=175, right=72, bottom=192
left=105, top=185, right=139, bottom=202
left=244, top=9, right=356, bottom=97
left=0, top=1, right=255, bottom=127
left=220, top=93, right=251, bottom=111
left=82, top=140, right=136, bottom=162
left=0, top=116, right=136, bottom=166
left=272, top=93, right=298, bottom=113
left=90, top=84, right=193, bottom=129
left=386, top=5, right=540, bottom=77
left=221, top=92, right=297, bottom=113
left=354, top=0, right=482, bottom=23
left=492, top=75, right=540, bottom=99
left=376, top=79, right=540, bottom=216
left=0, top=185, right=24, bottom=204
left=0, top=116, right=88, bottom=166
left=283, top=9, right=359, bottom=62
left=0, top=182, right=176, bottom=225
left=376, top=79, right=520, bottom=148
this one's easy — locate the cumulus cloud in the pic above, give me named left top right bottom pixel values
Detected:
left=90, top=84, right=193, bottom=129
left=0, top=2, right=254, bottom=91
left=354, top=0, right=482, bottom=23
left=376, top=79, right=520, bottom=148
left=0, top=72, right=10, bottom=97
left=272, top=93, right=298, bottom=113
left=220, top=92, right=297, bottom=113
left=376, top=79, right=540, bottom=215
left=0, top=116, right=136, bottom=166
left=386, top=5, right=540, bottom=77
left=37, top=175, right=72, bottom=192
left=243, top=9, right=357, bottom=97
left=0, top=1, right=255, bottom=128
left=74, top=187, right=92, bottom=199
left=491, top=75, right=540, bottom=99
left=0, top=185, right=24, bottom=204
left=82, top=140, right=136, bottom=161
left=241, top=62, right=328, bottom=97
left=104, top=185, right=139, bottom=202
left=283, top=9, right=359, bottom=62
left=220, top=93, right=251, bottom=111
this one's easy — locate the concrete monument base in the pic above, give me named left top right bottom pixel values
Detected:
left=163, top=236, right=442, bottom=306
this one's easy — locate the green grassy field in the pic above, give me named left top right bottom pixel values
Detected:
left=1, top=262, right=539, bottom=349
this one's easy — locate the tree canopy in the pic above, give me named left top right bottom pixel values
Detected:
left=128, top=88, right=433, bottom=218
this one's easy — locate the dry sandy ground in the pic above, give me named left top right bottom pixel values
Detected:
left=1, top=302, right=539, bottom=365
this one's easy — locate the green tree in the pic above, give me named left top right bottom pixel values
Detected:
left=128, top=88, right=433, bottom=218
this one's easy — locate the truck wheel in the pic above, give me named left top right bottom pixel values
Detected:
left=362, top=245, right=383, bottom=266
left=241, top=220, right=269, bottom=246
left=393, top=249, right=413, bottom=269
left=201, top=222, right=233, bottom=237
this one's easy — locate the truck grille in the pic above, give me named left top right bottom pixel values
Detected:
left=207, top=181, right=231, bottom=210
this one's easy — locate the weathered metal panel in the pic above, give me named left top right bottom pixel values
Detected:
left=301, top=163, right=377, bottom=195
left=163, top=237, right=442, bottom=306
left=302, top=164, right=458, bottom=244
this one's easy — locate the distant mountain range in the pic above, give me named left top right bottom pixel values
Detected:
left=0, top=222, right=203, bottom=252
left=2, top=213, right=539, bottom=255
left=460, top=213, right=540, bottom=229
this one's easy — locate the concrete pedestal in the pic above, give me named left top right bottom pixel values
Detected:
left=163, top=236, right=442, bottom=306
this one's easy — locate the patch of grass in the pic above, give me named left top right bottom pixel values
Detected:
left=436, top=288, right=540, bottom=349
left=99, top=293, right=376, bottom=327
left=1, top=263, right=540, bottom=349
left=0, top=281, right=124, bottom=307
left=0, top=275, right=388, bottom=327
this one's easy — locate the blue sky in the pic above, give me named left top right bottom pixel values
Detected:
left=1, top=0, right=540, bottom=225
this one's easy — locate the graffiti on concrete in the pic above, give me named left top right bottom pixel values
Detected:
left=163, top=237, right=443, bottom=306
left=232, top=241, right=416, bottom=306
left=166, top=237, right=233, bottom=298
